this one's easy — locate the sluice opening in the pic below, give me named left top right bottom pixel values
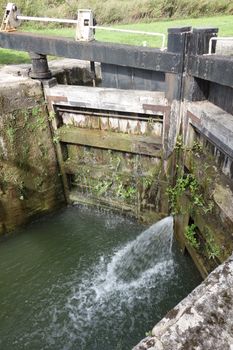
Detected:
left=0, top=208, right=202, bottom=349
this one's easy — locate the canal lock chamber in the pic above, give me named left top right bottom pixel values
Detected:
left=0, top=27, right=233, bottom=349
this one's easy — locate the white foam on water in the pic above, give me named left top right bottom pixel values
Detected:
left=50, top=217, right=174, bottom=347
left=33, top=216, right=174, bottom=349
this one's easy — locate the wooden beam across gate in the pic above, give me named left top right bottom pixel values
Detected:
left=0, top=31, right=182, bottom=73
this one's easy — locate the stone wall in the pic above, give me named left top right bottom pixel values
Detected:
left=0, top=72, right=64, bottom=236
left=0, top=59, right=104, bottom=236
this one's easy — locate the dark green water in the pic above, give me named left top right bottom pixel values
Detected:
left=0, top=207, right=202, bottom=350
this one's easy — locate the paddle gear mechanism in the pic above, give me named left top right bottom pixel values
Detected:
left=1, top=3, right=21, bottom=31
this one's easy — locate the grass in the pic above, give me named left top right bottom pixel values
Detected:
left=0, top=15, right=232, bottom=65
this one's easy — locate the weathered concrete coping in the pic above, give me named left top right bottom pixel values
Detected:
left=44, top=85, right=168, bottom=116
left=0, top=59, right=101, bottom=83
left=216, top=41, right=233, bottom=56
left=187, top=101, right=233, bottom=159
left=133, top=253, right=233, bottom=349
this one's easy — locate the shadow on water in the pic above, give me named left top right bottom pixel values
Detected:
left=0, top=207, right=202, bottom=350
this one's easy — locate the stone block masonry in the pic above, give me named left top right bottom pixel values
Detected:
left=0, top=68, right=65, bottom=236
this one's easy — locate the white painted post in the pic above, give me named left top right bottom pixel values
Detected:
left=76, top=10, right=94, bottom=42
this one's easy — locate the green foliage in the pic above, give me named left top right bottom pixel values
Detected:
left=23, top=110, right=30, bottom=124
left=18, top=181, right=27, bottom=200
left=31, top=106, right=41, bottom=118
left=71, top=154, right=138, bottom=203
left=204, top=227, right=221, bottom=260
left=5, top=113, right=18, bottom=145
left=145, top=330, right=152, bottom=337
left=167, top=134, right=215, bottom=216
left=108, top=151, right=121, bottom=171
left=48, top=111, right=56, bottom=122
left=53, top=135, right=60, bottom=144
left=115, top=182, right=137, bottom=200
left=142, top=174, right=153, bottom=189
left=18, top=144, right=30, bottom=170
left=6, top=126, right=16, bottom=145
left=97, top=174, right=136, bottom=202
left=93, top=180, right=112, bottom=196
left=167, top=172, right=213, bottom=215
left=192, top=140, right=203, bottom=153
left=30, top=106, right=47, bottom=131
left=174, top=135, right=184, bottom=151
left=19, top=106, right=48, bottom=132
left=185, top=224, right=200, bottom=249
left=2, top=0, right=230, bottom=24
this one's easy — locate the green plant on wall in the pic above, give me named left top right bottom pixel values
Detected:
left=167, top=172, right=214, bottom=215
left=77, top=168, right=137, bottom=202
left=53, top=135, right=60, bottom=144
left=18, top=180, right=27, bottom=200
left=174, top=135, right=184, bottom=151
left=4, top=112, right=18, bottom=145
left=23, top=109, right=30, bottom=124
left=106, top=151, right=122, bottom=172
left=48, top=111, right=55, bottom=122
left=142, top=174, right=153, bottom=189
left=192, top=140, right=203, bottom=154
left=114, top=173, right=137, bottom=202
left=6, top=126, right=16, bottom=144
left=93, top=179, right=112, bottom=196
left=204, top=227, right=221, bottom=260
left=184, top=224, right=200, bottom=250
left=115, top=182, right=137, bottom=200
left=169, top=134, right=224, bottom=269
left=0, top=166, right=27, bottom=200
left=145, top=330, right=152, bottom=337
left=21, top=105, right=48, bottom=132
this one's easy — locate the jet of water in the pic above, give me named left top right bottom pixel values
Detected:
left=50, top=216, right=174, bottom=349
left=108, top=216, right=174, bottom=282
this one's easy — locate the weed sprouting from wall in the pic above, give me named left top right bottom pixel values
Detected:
left=168, top=134, right=227, bottom=272
left=167, top=136, right=215, bottom=216
left=185, top=224, right=199, bottom=249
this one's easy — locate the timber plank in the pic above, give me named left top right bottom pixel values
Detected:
left=45, top=85, right=167, bottom=116
left=69, top=191, right=135, bottom=214
left=63, top=161, right=151, bottom=177
left=58, top=126, right=162, bottom=157
left=0, top=32, right=182, bottom=73
left=187, top=101, right=233, bottom=159
left=189, top=55, right=233, bottom=89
